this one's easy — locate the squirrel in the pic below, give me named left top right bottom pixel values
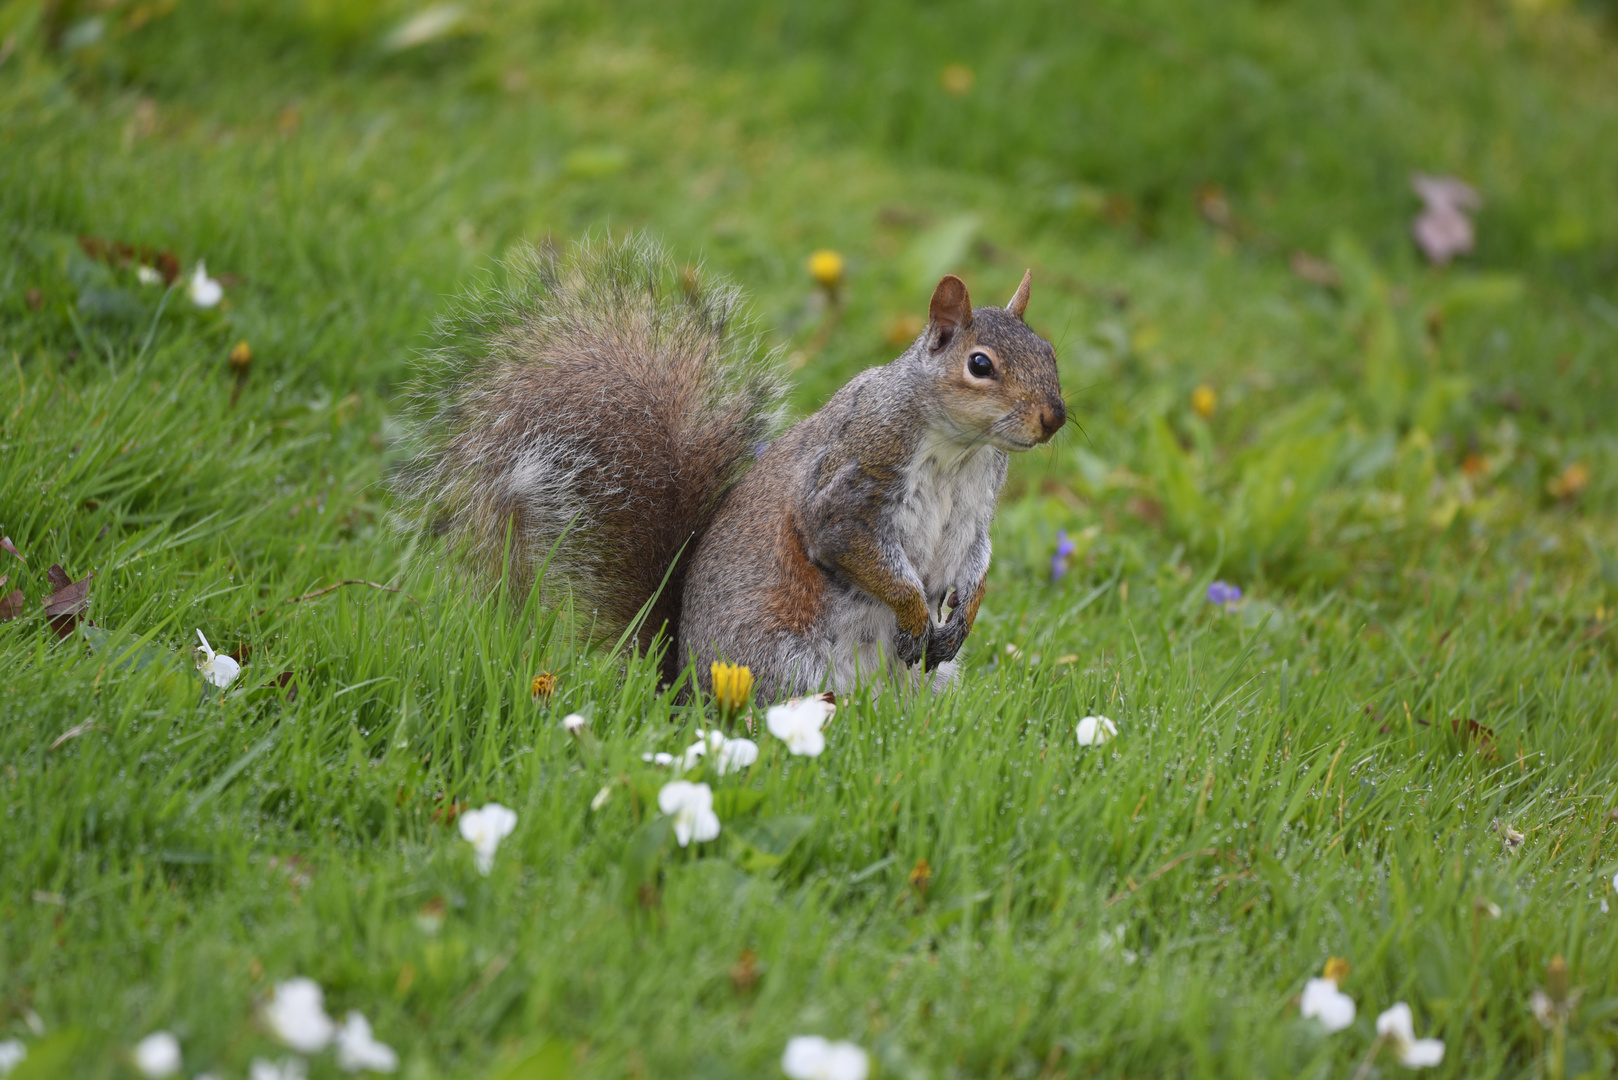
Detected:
left=396, top=236, right=1065, bottom=703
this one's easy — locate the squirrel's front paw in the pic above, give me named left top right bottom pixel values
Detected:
left=922, top=618, right=968, bottom=672
left=893, top=627, right=928, bottom=668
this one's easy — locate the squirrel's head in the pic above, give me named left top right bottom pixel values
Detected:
left=919, top=271, right=1066, bottom=450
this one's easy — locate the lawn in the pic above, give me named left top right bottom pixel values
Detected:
left=3, top=1, right=1618, bottom=1077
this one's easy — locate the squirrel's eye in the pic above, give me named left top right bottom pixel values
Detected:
left=966, top=352, right=995, bottom=379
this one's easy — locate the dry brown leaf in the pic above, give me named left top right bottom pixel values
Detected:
left=42, top=564, right=93, bottom=640
left=0, top=578, right=24, bottom=622
left=1, top=537, right=23, bottom=562
left=1288, top=251, right=1341, bottom=288
left=1451, top=718, right=1499, bottom=760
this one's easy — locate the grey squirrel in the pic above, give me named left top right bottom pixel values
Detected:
left=397, top=236, right=1065, bottom=702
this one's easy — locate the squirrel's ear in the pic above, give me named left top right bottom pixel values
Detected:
left=1006, top=269, right=1032, bottom=320
left=927, top=274, right=973, bottom=351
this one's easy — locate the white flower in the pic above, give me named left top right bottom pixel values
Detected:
left=383, top=4, right=465, bottom=52
left=0, top=1041, right=26, bottom=1076
left=1300, top=978, right=1356, bottom=1033
left=781, top=1035, right=869, bottom=1080
left=250, top=1058, right=308, bottom=1080
left=136, top=265, right=164, bottom=287
left=1095, top=924, right=1136, bottom=965
left=334, top=1011, right=398, bottom=1074
left=188, top=261, right=224, bottom=308
left=766, top=694, right=835, bottom=757
left=194, top=630, right=241, bottom=689
left=694, top=729, right=759, bottom=775
left=1075, top=715, right=1117, bottom=746
left=133, top=1031, right=181, bottom=1077
left=560, top=713, right=587, bottom=734
left=263, top=977, right=335, bottom=1053
left=641, top=752, right=677, bottom=767
left=657, top=780, right=720, bottom=847
left=458, top=803, right=518, bottom=875
left=1375, top=1002, right=1445, bottom=1068
left=590, top=785, right=613, bottom=811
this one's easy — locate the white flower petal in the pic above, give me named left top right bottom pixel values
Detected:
left=1376, top=1002, right=1443, bottom=1068
left=206, top=654, right=242, bottom=689
left=188, top=261, right=223, bottom=308
left=767, top=697, right=833, bottom=758
left=680, top=740, right=709, bottom=772
left=714, top=737, right=759, bottom=776
left=1397, top=1038, right=1445, bottom=1068
left=0, top=1041, right=26, bottom=1076
left=1075, top=715, right=1117, bottom=746
left=560, top=713, right=587, bottom=733
left=1299, top=978, right=1356, bottom=1033
left=133, top=1031, right=182, bottom=1077
left=136, top=265, right=163, bottom=286
left=1374, top=1002, right=1415, bottom=1044
left=590, top=785, right=613, bottom=811
left=781, top=1035, right=869, bottom=1080
left=263, top=978, right=334, bottom=1053
left=658, top=780, right=720, bottom=847
left=250, top=1058, right=308, bottom=1080
left=458, top=803, right=518, bottom=876
left=334, top=1011, right=398, bottom=1074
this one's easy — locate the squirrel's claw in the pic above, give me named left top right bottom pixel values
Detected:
left=894, top=627, right=928, bottom=669
left=921, top=618, right=968, bottom=672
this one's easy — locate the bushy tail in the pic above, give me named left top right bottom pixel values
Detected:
left=394, top=235, right=784, bottom=666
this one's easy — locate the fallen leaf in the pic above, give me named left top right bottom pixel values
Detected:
left=1450, top=718, right=1498, bottom=760
left=0, top=585, right=23, bottom=621
left=76, top=236, right=182, bottom=283
left=909, top=857, right=933, bottom=898
left=1126, top=495, right=1165, bottom=526
left=1289, top=250, right=1341, bottom=288
left=431, top=797, right=466, bottom=826
left=42, top=564, right=93, bottom=640
left=1411, top=174, right=1481, bottom=266
left=1547, top=462, right=1589, bottom=500
left=49, top=720, right=100, bottom=750
left=1, top=537, right=23, bottom=562
left=1195, top=185, right=1233, bottom=230
left=730, top=949, right=762, bottom=994
left=267, top=670, right=299, bottom=703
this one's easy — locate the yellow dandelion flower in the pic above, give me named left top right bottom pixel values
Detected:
left=1547, top=461, right=1589, bottom=500
left=1191, top=384, right=1218, bottom=418
left=228, top=340, right=253, bottom=375
left=806, top=250, right=844, bottom=291
left=940, top=63, right=975, bottom=96
left=710, top=661, right=754, bottom=714
left=530, top=672, right=557, bottom=701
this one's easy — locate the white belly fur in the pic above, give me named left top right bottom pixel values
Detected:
left=809, top=432, right=1002, bottom=695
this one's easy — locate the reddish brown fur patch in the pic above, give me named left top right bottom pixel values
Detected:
left=764, top=514, right=825, bottom=634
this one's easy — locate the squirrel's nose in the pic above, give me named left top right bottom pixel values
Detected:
left=1038, top=398, right=1067, bottom=439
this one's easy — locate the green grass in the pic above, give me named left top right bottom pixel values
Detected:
left=3, top=1, right=1618, bottom=1076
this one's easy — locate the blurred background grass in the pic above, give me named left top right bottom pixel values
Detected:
left=3, top=1, right=1618, bottom=1076
left=4, top=0, right=1616, bottom=594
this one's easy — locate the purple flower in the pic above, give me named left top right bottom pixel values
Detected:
left=1206, top=580, right=1242, bottom=606
left=1050, top=530, right=1077, bottom=581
